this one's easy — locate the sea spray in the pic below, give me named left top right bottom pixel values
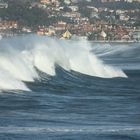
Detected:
left=0, top=69, right=30, bottom=91
left=0, top=35, right=127, bottom=91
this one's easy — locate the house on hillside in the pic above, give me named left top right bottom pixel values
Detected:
left=130, top=31, right=140, bottom=41
left=40, top=0, right=51, bottom=5
left=121, top=35, right=131, bottom=41
left=61, top=30, right=72, bottom=39
left=99, top=30, right=107, bottom=40
left=0, top=2, right=8, bottom=8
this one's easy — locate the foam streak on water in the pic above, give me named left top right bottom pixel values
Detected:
left=0, top=35, right=127, bottom=91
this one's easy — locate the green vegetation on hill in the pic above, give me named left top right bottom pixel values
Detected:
left=0, top=2, right=57, bottom=28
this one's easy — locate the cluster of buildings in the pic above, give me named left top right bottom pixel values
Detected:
left=35, top=0, right=140, bottom=41
left=0, top=19, right=18, bottom=37
left=101, top=0, right=140, bottom=2
left=0, top=0, right=140, bottom=41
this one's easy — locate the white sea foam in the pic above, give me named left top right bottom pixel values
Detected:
left=0, top=126, right=139, bottom=134
left=0, top=69, right=30, bottom=91
left=0, top=35, right=127, bottom=91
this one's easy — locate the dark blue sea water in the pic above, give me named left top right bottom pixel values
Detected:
left=0, top=36, right=140, bottom=140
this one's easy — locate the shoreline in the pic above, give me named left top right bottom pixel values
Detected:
left=89, top=40, right=140, bottom=43
left=0, top=33, right=139, bottom=43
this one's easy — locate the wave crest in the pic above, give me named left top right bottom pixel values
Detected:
left=0, top=35, right=127, bottom=91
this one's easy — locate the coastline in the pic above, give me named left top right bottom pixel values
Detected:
left=0, top=33, right=139, bottom=44
left=89, top=40, right=140, bottom=43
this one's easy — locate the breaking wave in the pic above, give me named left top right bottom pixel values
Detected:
left=0, top=35, right=127, bottom=91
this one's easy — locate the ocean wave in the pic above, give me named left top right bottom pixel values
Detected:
left=0, top=35, right=127, bottom=91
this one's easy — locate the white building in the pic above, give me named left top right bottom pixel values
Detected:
left=131, top=31, right=140, bottom=40
left=124, top=0, right=133, bottom=2
left=120, top=14, right=130, bottom=21
left=64, top=0, right=71, bottom=5
left=0, top=2, right=8, bottom=8
left=68, top=6, right=79, bottom=12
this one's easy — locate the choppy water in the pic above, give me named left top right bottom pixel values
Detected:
left=0, top=35, right=140, bottom=140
